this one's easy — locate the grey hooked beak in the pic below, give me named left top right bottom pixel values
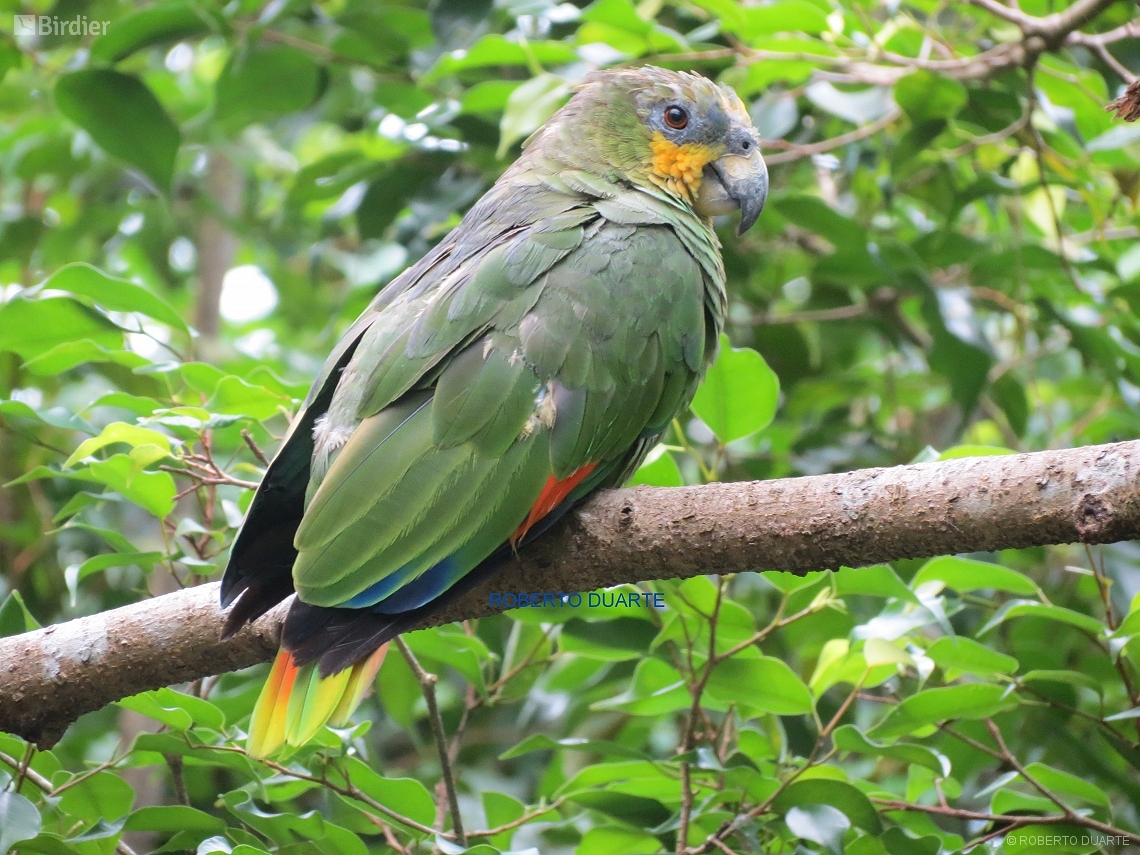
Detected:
left=693, top=149, right=769, bottom=235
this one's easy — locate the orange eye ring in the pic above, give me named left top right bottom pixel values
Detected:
left=664, top=105, right=689, bottom=130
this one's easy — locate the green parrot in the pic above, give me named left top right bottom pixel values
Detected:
left=220, top=66, right=768, bottom=756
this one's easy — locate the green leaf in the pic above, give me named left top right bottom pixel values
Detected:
left=629, top=445, right=683, bottom=487
left=0, top=297, right=121, bottom=361
left=85, top=452, right=177, bottom=518
left=739, top=0, right=830, bottom=38
left=774, top=195, right=867, bottom=252
left=0, top=591, right=40, bottom=638
left=979, top=600, right=1104, bottom=636
left=482, top=791, right=525, bottom=849
left=377, top=645, right=419, bottom=728
left=774, top=779, right=882, bottom=834
left=55, top=70, right=180, bottom=189
left=206, top=376, right=292, bottom=420
left=57, top=771, right=135, bottom=823
left=690, top=335, right=780, bottom=443
left=65, top=551, right=163, bottom=604
left=41, top=263, right=187, bottom=332
left=23, top=341, right=149, bottom=376
left=785, top=804, right=849, bottom=855
left=1087, top=124, right=1140, bottom=153
left=118, top=687, right=225, bottom=730
left=65, top=422, right=173, bottom=468
left=92, top=0, right=226, bottom=63
left=1022, top=762, right=1110, bottom=813
left=404, top=626, right=491, bottom=693
left=706, top=656, right=814, bottom=715
left=223, top=793, right=367, bottom=855
left=576, top=827, right=660, bottom=855
left=863, top=637, right=915, bottom=669
left=215, top=44, right=324, bottom=128
left=991, top=373, right=1029, bottom=437
left=561, top=617, right=656, bottom=661
left=0, top=791, right=41, bottom=854
left=565, top=790, right=670, bottom=830
left=925, top=636, right=1018, bottom=677
left=835, top=565, right=919, bottom=604
left=330, top=758, right=435, bottom=827
left=894, top=70, right=967, bottom=122
left=123, top=805, right=226, bottom=833
left=497, top=73, right=569, bottom=158
left=832, top=725, right=948, bottom=775
left=870, top=684, right=1018, bottom=740
left=461, top=80, right=521, bottom=114
left=880, top=827, right=940, bottom=855
left=592, top=659, right=691, bottom=716
left=0, top=36, right=20, bottom=83
left=424, top=34, right=578, bottom=82
left=912, top=556, right=1039, bottom=596
left=1019, top=669, right=1104, bottom=697
left=0, top=793, right=41, bottom=852
left=581, top=0, right=651, bottom=34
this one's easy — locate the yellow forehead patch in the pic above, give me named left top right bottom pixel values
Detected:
left=649, top=133, right=723, bottom=199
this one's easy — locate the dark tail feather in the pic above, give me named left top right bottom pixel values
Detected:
left=220, top=573, right=296, bottom=640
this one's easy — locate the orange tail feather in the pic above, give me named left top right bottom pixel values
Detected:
left=246, top=643, right=388, bottom=757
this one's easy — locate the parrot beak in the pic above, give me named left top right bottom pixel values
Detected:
left=694, top=148, right=769, bottom=235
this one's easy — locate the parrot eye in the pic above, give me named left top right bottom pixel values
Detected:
left=664, top=105, right=689, bottom=130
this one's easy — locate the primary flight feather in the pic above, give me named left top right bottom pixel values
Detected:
left=220, top=66, right=768, bottom=756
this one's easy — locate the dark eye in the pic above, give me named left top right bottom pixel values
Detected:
left=741, top=138, right=751, bottom=151
left=664, top=105, right=689, bottom=130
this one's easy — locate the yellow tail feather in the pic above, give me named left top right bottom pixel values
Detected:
left=246, top=645, right=389, bottom=757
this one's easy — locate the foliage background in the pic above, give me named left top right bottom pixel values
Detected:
left=1, top=0, right=1140, bottom=852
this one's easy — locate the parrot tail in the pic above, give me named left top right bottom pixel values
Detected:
left=246, top=643, right=388, bottom=757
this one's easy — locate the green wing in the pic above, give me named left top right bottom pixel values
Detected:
left=290, top=180, right=721, bottom=609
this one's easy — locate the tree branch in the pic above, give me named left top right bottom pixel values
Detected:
left=3, top=441, right=1140, bottom=746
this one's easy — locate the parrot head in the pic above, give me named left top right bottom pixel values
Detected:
left=531, top=66, right=768, bottom=235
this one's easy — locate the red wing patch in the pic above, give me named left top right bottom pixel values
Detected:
left=511, top=463, right=597, bottom=548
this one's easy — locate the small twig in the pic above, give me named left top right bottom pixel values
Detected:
left=165, top=754, right=189, bottom=806
left=160, top=465, right=260, bottom=491
left=467, top=798, right=565, bottom=838
left=0, top=748, right=50, bottom=793
left=967, top=0, right=1034, bottom=27
left=985, top=719, right=1077, bottom=817
left=363, top=815, right=411, bottom=855
left=12, top=742, right=34, bottom=794
left=711, top=838, right=744, bottom=855
left=764, top=109, right=901, bottom=165
left=750, top=304, right=869, bottom=326
left=677, top=578, right=726, bottom=854
left=820, top=670, right=867, bottom=739
left=241, top=429, right=270, bottom=466
left=260, top=29, right=367, bottom=66
left=395, top=637, right=466, bottom=847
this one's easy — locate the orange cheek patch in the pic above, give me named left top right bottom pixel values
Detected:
left=649, top=133, right=722, bottom=198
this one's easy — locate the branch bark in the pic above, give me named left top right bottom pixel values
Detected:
left=3, top=440, right=1140, bottom=746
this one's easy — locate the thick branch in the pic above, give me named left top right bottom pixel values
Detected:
left=3, top=441, right=1140, bottom=746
